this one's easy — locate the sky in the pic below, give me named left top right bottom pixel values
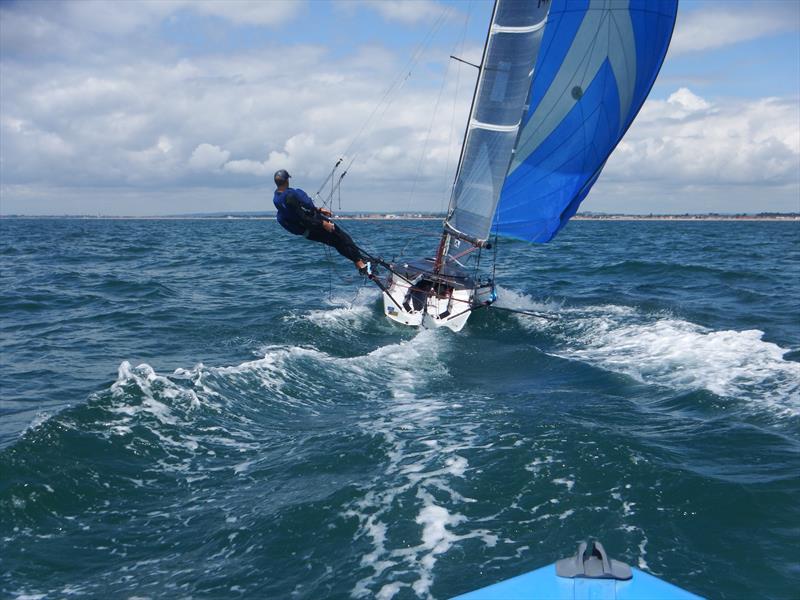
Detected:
left=1, top=0, right=798, bottom=216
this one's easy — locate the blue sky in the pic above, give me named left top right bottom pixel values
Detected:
left=1, top=0, right=798, bottom=216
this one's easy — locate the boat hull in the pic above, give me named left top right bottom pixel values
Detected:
left=381, top=258, right=491, bottom=333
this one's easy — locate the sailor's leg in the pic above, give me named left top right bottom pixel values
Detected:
left=330, top=226, right=365, bottom=264
left=307, top=225, right=364, bottom=264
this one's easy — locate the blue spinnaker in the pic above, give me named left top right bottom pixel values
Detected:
left=493, top=0, right=678, bottom=243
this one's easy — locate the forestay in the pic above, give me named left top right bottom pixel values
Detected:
left=444, top=0, right=550, bottom=246
left=494, top=0, right=679, bottom=243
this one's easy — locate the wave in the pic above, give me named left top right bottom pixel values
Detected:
left=288, top=288, right=381, bottom=333
left=108, top=328, right=484, bottom=599
left=496, top=288, right=800, bottom=418
left=494, top=285, right=564, bottom=316
left=342, top=329, right=504, bottom=599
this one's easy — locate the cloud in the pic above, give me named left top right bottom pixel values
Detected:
left=664, top=87, right=710, bottom=112
left=189, top=143, right=230, bottom=171
left=189, top=0, right=304, bottom=26
left=222, top=133, right=328, bottom=178
left=606, top=88, right=800, bottom=188
left=364, top=0, right=447, bottom=24
left=0, top=6, right=473, bottom=201
left=670, top=1, right=800, bottom=55
left=336, top=0, right=448, bottom=25
left=0, top=0, right=302, bottom=59
left=2, top=1, right=798, bottom=216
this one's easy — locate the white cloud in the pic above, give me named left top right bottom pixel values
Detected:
left=157, top=136, right=173, bottom=154
left=365, top=0, right=447, bottom=24
left=222, top=133, right=328, bottom=177
left=5, top=0, right=301, bottom=36
left=61, top=1, right=180, bottom=35
left=189, top=143, right=230, bottom=171
left=671, top=1, right=800, bottom=55
left=2, top=1, right=797, bottom=216
left=190, top=0, right=304, bottom=26
left=336, top=0, right=449, bottom=24
left=0, top=19, right=473, bottom=195
left=0, top=1, right=302, bottom=60
left=223, top=160, right=269, bottom=177
left=606, top=88, right=800, bottom=189
left=664, top=87, right=710, bottom=113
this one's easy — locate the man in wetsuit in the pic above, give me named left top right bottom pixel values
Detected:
left=272, top=169, right=371, bottom=275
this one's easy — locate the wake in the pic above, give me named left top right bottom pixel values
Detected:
left=495, top=287, right=800, bottom=418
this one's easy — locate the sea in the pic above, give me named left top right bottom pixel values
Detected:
left=1, top=217, right=798, bottom=599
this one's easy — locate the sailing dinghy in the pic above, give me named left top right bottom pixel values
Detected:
left=378, top=0, right=678, bottom=332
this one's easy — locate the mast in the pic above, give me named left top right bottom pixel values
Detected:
left=435, top=0, right=499, bottom=273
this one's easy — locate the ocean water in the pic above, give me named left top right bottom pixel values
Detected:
left=1, top=218, right=798, bottom=599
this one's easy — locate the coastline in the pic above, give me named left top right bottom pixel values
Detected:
left=2, top=214, right=798, bottom=221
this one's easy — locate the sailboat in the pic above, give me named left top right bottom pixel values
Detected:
left=378, top=0, right=678, bottom=332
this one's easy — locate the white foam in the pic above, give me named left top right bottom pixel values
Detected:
left=525, top=455, right=556, bottom=474
left=552, top=477, right=575, bottom=491
left=21, top=411, right=56, bottom=437
left=622, top=501, right=636, bottom=517
left=287, top=289, right=380, bottom=332
left=494, top=286, right=562, bottom=318
left=416, top=504, right=466, bottom=557
left=548, top=305, right=800, bottom=417
left=375, top=582, right=404, bottom=600
left=497, top=287, right=799, bottom=416
left=305, top=303, right=373, bottom=331
left=621, top=524, right=650, bottom=571
left=444, top=455, right=468, bottom=478
left=344, top=329, right=505, bottom=598
left=111, top=362, right=201, bottom=420
left=233, top=460, right=254, bottom=475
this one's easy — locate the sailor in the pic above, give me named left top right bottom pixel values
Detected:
left=272, top=169, right=371, bottom=275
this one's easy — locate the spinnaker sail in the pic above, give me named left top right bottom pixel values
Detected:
left=445, top=0, right=678, bottom=247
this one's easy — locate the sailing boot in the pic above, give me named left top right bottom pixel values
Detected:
left=358, top=261, right=373, bottom=278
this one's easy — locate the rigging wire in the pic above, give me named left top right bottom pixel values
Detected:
left=404, top=28, right=458, bottom=215
left=344, top=9, right=449, bottom=161
left=443, top=1, right=473, bottom=214
left=490, top=215, right=500, bottom=286
left=395, top=4, right=475, bottom=262
left=312, top=4, right=455, bottom=296
left=314, top=158, right=343, bottom=201
left=315, top=5, right=453, bottom=214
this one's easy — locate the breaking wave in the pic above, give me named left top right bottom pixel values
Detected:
left=496, top=288, right=800, bottom=418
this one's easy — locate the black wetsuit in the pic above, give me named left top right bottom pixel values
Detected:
left=273, top=187, right=364, bottom=264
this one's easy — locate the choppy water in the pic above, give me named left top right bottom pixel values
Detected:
left=1, top=218, right=798, bottom=599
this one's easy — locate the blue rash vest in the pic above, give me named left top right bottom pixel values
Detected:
left=273, top=187, right=319, bottom=235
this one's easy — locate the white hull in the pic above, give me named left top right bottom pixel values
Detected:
left=380, top=261, right=493, bottom=332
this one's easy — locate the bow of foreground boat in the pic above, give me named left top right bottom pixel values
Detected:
left=452, top=541, right=703, bottom=600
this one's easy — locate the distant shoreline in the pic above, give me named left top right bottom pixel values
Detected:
left=571, top=215, right=800, bottom=222
left=2, top=214, right=798, bottom=221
